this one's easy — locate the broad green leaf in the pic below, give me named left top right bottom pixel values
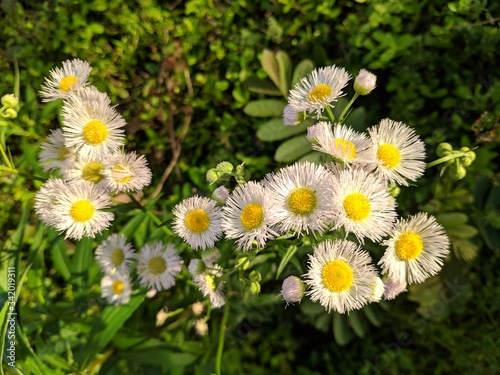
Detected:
left=314, top=312, right=331, bottom=332
left=298, top=151, right=322, bottom=164
left=446, top=224, right=478, bottom=239
left=362, top=304, right=382, bottom=327
left=274, top=134, right=311, bottom=163
left=257, top=118, right=308, bottom=142
left=300, top=298, right=325, bottom=317
left=435, top=212, right=469, bottom=227
left=348, top=309, right=367, bottom=338
left=245, top=76, right=282, bottom=96
left=261, top=49, right=281, bottom=91
left=276, top=245, right=298, bottom=279
left=276, top=50, right=292, bottom=97
left=119, top=210, right=146, bottom=239
left=243, top=99, right=286, bottom=118
left=333, top=312, right=351, bottom=346
left=48, top=229, right=71, bottom=281
left=452, top=238, right=479, bottom=261
left=471, top=212, right=499, bottom=251
left=291, top=59, right=315, bottom=87
left=344, top=107, right=366, bottom=131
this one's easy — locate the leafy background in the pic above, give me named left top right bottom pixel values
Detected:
left=1, top=0, right=499, bottom=374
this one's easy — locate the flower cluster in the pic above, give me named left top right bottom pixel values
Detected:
left=35, top=59, right=152, bottom=240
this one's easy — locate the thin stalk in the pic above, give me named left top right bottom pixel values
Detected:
left=215, top=302, right=229, bottom=375
left=338, top=93, right=359, bottom=123
left=325, top=105, right=335, bottom=122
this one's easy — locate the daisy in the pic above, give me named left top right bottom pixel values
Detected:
left=264, top=162, right=335, bottom=236
left=34, top=178, right=68, bottom=226
left=62, top=88, right=126, bottom=159
left=331, top=167, right=397, bottom=243
left=378, top=213, right=450, bottom=284
left=367, top=118, right=426, bottom=186
left=39, top=58, right=92, bottom=102
left=63, top=156, right=108, bottom=188
left=137, top=242, right=183, bottom=291
left=189, top=260, right=225, bottom=308
left=288, top=65, right=351, bottom=117
left=304, top=239, right=379, bottom=314
left=51, top=181, right=114, bottom=240
left=311, top=122, right=371, bottom=167
left=95, top=233, right=136, bottom=275
left=382, top=277, right=407, bottom=300
left=100, top=272, right=132, bottom=305
left=368, top=277, right=384, bottom=303
left=102, top=151, right=152, bottom=193
left=172, top=196, right=223, bottom=250
left=222, top=181, right=279, bottom=250
left=39, top=129, right=76, bottom=172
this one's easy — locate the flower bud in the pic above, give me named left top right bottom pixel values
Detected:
left=280, top=276, right=305, bottom=305
left=449, top=163, right=467, bottom=180
left=1, top=94, right=18, bottom=108
left=156, top=308, right=168, bottom=326
left=4, top=108, right=17, bottom=119
left=249, top=280, right=261, bottom=294
left=216, top=161, right=234, bottom=173
left=369, top=277, right=384, bottom=303
left=354, top=69, right=377, bottom=95
left=461, top=151, right=476, bottom=167
left=212, top=186, right=229, bottom=204
left=383, top=277, right=407, bottom=300
left=192, top=301, right=204, bottom=316
left=283, top=105, right=301, bottom=126
left=194, top=319, right=209, bottom=336
left=388, top=185, right=400, bottom=198
left=206, top=168, right=219, bottom=184
left=436, top=142, right=453, bottom=157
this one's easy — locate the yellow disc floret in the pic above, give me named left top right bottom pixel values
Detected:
left=185, top=209, right=210, bottom=233
left=59, top=76, right=79, bottom=92
left=70, top=199, right=95, bottom=222
left=81, top=161, right=105, bottom=183
left=308, top=84, right=332, bottom=103
left=83, top=120, right=108, bottom=145
left=377, top=144, right=401, bottom=169
left=343, top=192, right=371, bottom=221
left=334, top=138, right=357, bottom=160
left=111, top=280, right=125, bottom=295
left=321, top=260, right=354, bottom=292
left=148, top=256, right=167, bottom=275
left=395, top=232, right=423, bottom=260
left=110, top=248, right=125, bottom=266
left=240, top=203, right=264, bottom=230
left=58, top=146, right=70, bottom=161
left=288, top=187, right=317, bottom=216
left=112, top=164, right=133, bottom=184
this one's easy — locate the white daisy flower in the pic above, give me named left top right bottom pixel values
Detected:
left=378, top=213, right=450, bottom=284
left=172, top=196, right=223, bottom=250
left=264, top=162, right=335, bottom=236
left=367, top=118, right=426, bottom=186
left=382, top=277, right=407, bottom=300
left=95, top=233, right=136, bottom=275
left=40, top=59, right=92, bottom=102
left=137, top=242, right=183, bottom=291
left=281, top=276, right=305, bottom=306
left=62, top=89, right=126, bottom=159
left=189, top=260, right=226, bottom=308
left=34, top=178, right=68, bottom=226
left=102, top=151, right=152, bottom=193
left=39, top=129, right=76, bottom=172
left=368, top=276, right=385, bottom=303
left=222, top=181, right=279, bottom=250
left=51, top=181, right=114, bottom=240
left=331, top=167, right=397, bottom=243
left=304, top=239, right=379, bottom=314
left=311, top=122, right=371, bottom=167
left=288, top=65, right=351, bottom=117
left=306, top=121, right=332, bottom=144
left=100, top=272, right=132, bottom=305
left=63, top=156, right=108, bottom=188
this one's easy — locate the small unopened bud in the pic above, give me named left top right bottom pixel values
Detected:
left=354, top=69, right=377, bottom=95
left=249, top=280, right=261, bottom=294
left=216, top=161, right=234, bottom=173
left=192, top=301, right=204, bottom=316
left=388, top=185, right=400, bottom=198
left=383, top=277, right=407, bottom=300
left=4, top=108, right=17, bottom=119
left=206, top=168, right=219, bottom=184
left=188, top=259, right=206, bottom=277
left=146, top=289, right=157, bottom=298
left=194, top=319, right=209, bottom=336
left=461, top=151, right=476, bottom=167
left=306, top=123, right=324, bottom=144
left=283, top=105, right=301, bottom=126
left=1, top=94, right=18, bottom=108
left=280, top=276, right=305, bottom=305
left=212, top=186, right=229, bottom=204
left=449, top=163, right=467, bottom=180
left=156, top=308, right=168, bottom=326
left=436, top=142, right=453, bottom=157
left=369, top=277, right=384, bottom=303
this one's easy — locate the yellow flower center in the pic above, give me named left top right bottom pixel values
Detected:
left=81, top=161, right=105, bottom=183
left=240, top=203, right=264, bottom=230
left=83, top=120, right=108, bottom=145
left=334, top=138, right=357, bottom=160
left=343, top=192, right=371, bottom=221
left=111, top=280, right=125, bottom=295
left=185, top=209, right=210, bottom=233
left=377, top=144, right=401, bottom=169
left=110, top=248, right=125, bottom=267
left=395, top=232, right=423, bottom=260
left=148, top=256, right=167, bottom=275
left=69, top=199, right=95, bottom=222
left=58, top=146, right=70, bottom=160
left=59, top=76, right=79, bottom=92
left=307, top=84, right=332, bottom=103
left=205, top=274, right=216, bottom=291
left=321, top=260, right=354, bottom=292
left=288, top=187, right=317, bottom=216
left=112, top=164, right=133, bottom=184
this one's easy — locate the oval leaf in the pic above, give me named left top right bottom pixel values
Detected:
left=274, top=134, right=311, bottom=163
left=333, top=312, right=352, bottom=346
left=348, top=309, right=367, bottom=338
left=243, top=99, right=286, bottom=118
left=245, top=76, right=282, bottom=96
left=292, top=59, right=315, bottom=87
left=257, top=118, right=309, bottom=142
left=261, top=49, right=280, bottom=89
left=276, top=50, right=292, bottom=97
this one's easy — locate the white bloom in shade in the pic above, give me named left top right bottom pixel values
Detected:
left=51, top=181, right=114, bottom=240
left=40, top=59, right=92, bottom=102
left=137, top=242, right=183, bottom=291
left=192, top=301, right=204, bottom=316
left=283, top=105, right=301, bottom=126
left=222, top=181, right=279, bottom=250
left=190, top=261, right=226, bottom=308
left=34, top=178, right=68, bottom=226
left=264, top=162, right=335, bottom=236
left=331, top=167, right=397, bottom=243
left=304, top=239, right=379, bottom=314
left=62, top=89, right=126, bottom=159
left=212, top=186, right=230, bottom=204
left=354, top=69, right=377, bottom=95
left=102, top=151, right=152, bottom=193
left=367, top=119, right=426, bottom=186
left=288, top=65, right=351, bottom=117
left=306, top=121, right=332, bottom=144
left=312, top=123, right=371, bottom=167
left=100, top=272, right=132, bottom=305
left=39, top=129, right=77, bottom=172
left=369, top=277, right=385, bottom=303
left=378, top=213, right=450, bottom=284
left=382, top=277, right=407, bottom=300
left=281, top=276, right=305, bottom=305
left=63, top=156, right=107, bottom=189
left=172, top=196, right=223, bottom=250
left=201, top=248, right=221, bottom=266
left=95, top=233, right=136, bottom=275
left=194, top=319, right=209, bottom=336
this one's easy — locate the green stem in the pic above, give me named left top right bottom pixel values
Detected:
left=215, top=302, right=229, bottom=375
left=0, top=143, right=13, bottom=170
left=325, top=106, right=335, bottom=122
left=338, top=93, right=360, bottom=123
left=426, top=152, right=466, bottom=169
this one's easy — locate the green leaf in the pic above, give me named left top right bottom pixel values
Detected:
left=348, top=309, right=367, bottom=338
left=48, top=229, right=71, bottom=281
left=257, top=118, right=309, bottom=142
left=261, top=49, right=281, bottom=91
left=314, top=313, right=331, bottom=332
left=274, top=134, right=311, bottom=163
left=243, top=99, right=286, bottom=118
left=244, top=76, right=282, bottom=96
left=276, top=50, right=292, bottom=97
left=291, top=59, right=315, bottom=87
left=119, top=210, right=147, bottom=238
left=300, top=298, right=325, bottom=317
left=276, top=245, right=298, bottom=279
left=297, top=151, right=323, bottom=164
left=344, top=107, right=366, bottom=131
left=471, top=212, right=499, bottom=251
left=435, top=212, right=469, bottom=227
left=446, top=224, right=478, bottom=239
left=333, top=313, right=352, bottom=346
left=362, top=304, right=382, bottom=327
